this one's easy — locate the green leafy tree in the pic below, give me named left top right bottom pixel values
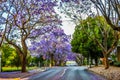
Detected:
left=1, top=44, right=20, bottom=67
left=71, top=16, right=118, bottom=68
left=30, top=56, right=44, bottom=67
left=86, top=16, right=118, bottom=69
left=90, top=0, right=120, bottom=62
left=71, top=24, right=102, bottom=66
left=1, top=44, right=34, bottom=70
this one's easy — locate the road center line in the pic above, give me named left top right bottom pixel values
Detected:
left=60, top=68, right=67, bottom=77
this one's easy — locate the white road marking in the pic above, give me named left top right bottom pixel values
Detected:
left=60, top=68, right=67, bottom=77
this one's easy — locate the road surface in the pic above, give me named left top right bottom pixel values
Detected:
left=28, top=66, right=106, bottom=80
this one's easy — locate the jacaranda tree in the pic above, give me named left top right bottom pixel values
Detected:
left=29, top=27, right=74, bottom=66
left=58, top=0, right=93, bottom=24
left=0, top=0, right=61, bottom=72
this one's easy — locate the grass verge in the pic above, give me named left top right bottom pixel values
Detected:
left=2, top=66, right=38, bottom=72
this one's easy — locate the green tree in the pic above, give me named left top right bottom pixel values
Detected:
left=90, top=0, right=120, bottom=62
left=86, top=16, right=118, bottom=69
left=30, top=56, right=44, bottom=67
left=71, top=24, right=102, bottom=66
left=71, top=16, right=118, bottom=69
left=1, top=44, right=34, bottom=70
left=1, top=44, right=20, bottom=67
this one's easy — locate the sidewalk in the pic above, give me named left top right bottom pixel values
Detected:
left=0, top=67, right=48, bottom=80
left=89, top=65, right=120, bottom=80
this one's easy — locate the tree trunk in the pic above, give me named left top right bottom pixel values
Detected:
left=54, top=60, right=57, bottom=66
left=21, top=55, right=27, bottom=72
left=104, top=55, right=109, bottom=69
left=94, top=58, right=98, bottom=66
left=87, top=57, right=89, bottom=66
left=49, top=54, right=54, bottom=67
left=117, top=46, right=120, bottom=62
left=51, top=54, right=54, bottom=66
left=90, top=57, right=93, bottom=64
left=61, top=61, right=64, bottom=66
left=49, top=60, right=52, bottom=67
left=59, top=61, right=61, bottom=66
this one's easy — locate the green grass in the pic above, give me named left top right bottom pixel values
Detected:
left=2, top=66, right=38, bottom=72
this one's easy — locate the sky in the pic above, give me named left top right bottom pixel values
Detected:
left=61, top=19, right=75, bottom=36
left=57, top=10, right=76, bottom=36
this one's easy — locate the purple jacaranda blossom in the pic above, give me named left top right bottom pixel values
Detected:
left=29, top=26, right=73, bottom=62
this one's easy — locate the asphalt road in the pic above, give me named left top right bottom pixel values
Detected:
left=28, top=66, right=106, bottom=80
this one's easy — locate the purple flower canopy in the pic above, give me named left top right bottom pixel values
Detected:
left=29, top=26, right=75, bottom=61
left=0, top=0, right=62, bottom=44
left=67, top=52, right=76, bottom=61
left=0, top=0, right=76, bottom=62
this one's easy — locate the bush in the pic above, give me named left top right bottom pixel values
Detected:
left=114, top=61, right=120, bottom=67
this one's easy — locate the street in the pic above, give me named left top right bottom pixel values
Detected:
left=28, top=66, right=106, bottom=80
